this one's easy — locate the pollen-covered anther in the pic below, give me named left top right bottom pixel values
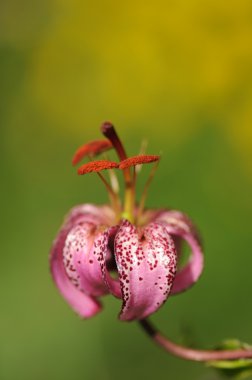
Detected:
left=72, top=139, right=113, bottom=165
left=119, top=155, right=160, bottom=170
left=78, top=160, right=119, bottom=175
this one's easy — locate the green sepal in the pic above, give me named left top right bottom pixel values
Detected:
left=207, top=339, right=252, bottom=379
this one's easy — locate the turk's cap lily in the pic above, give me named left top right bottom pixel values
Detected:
left=50, top=122, right=252, bottom=373
left=50, top=122, right=204, bottom=321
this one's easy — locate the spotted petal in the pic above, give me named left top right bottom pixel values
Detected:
left=50, top=220, right=100, bottom=318
left=66, top=203, right=115, bottom=226
left=50, top=204, right=113, bottom=318
left=93, top=226, right=122, bottom=298
left=154, top=210, right=203, bottom=295
left=62, top=222, right=108, bottom=297
left=114, top=220, right=177, bottom=321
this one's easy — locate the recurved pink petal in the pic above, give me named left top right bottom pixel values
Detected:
left=66, top=203, right=115, bottom=226
left=50, top=203, right=114, bottom=317
left=154, top=210, right=204, bottom=295
left=114, top=220, right=177, bottom=321
left=62, top=222, right=108, bottom=297
left=50, top=218, right=102, bottom=318
left=93, top=226, right=122, bottom=298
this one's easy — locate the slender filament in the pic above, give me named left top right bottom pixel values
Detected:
left=137, top=160, right=160, bottom=222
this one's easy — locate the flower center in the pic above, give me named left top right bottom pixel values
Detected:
left=72, top=122, right=160, bottom=225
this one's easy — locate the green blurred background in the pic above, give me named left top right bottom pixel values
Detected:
left=1, top=1, right=252, bottom=379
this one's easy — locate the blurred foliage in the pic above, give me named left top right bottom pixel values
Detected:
left=1, top=1, right=252, bottom=380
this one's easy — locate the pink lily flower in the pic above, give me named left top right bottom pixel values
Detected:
left=50, top=123, right=252, bottom=368
left=50, top=123, right=203, bottom=321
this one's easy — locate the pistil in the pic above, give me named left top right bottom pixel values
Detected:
left=101, top=122, right=135, bottom=223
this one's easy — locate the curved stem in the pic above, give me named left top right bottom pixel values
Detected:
left=139, top=319, right=252, bottom=362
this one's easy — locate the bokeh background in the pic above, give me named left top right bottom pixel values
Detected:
left=1, top=1, right=252, bottom=379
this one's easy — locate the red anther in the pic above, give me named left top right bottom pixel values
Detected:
left=119, top=155, right=160, bottom=170
left=72, top=139, right=113, bottom=165
left=78, top=160, right=119, bottom=175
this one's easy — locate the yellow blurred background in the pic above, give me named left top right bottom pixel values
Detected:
left=1, top=1, right=252, bottom=379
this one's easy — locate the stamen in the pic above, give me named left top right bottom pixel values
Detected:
left=78, top=160, right=118, bottom=175
left=96, top=172, right=122, bottom=220
left=119, top=155, right=160, bottom=170
left=108, top=168, right=120, bottom=194
left=72, top=139, right=112, bottom=165
left=137, top=159, right=160, bottom=222
left=101, top=152, right=120, bottom=194
left=136, top=139, right=148, bottom=174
